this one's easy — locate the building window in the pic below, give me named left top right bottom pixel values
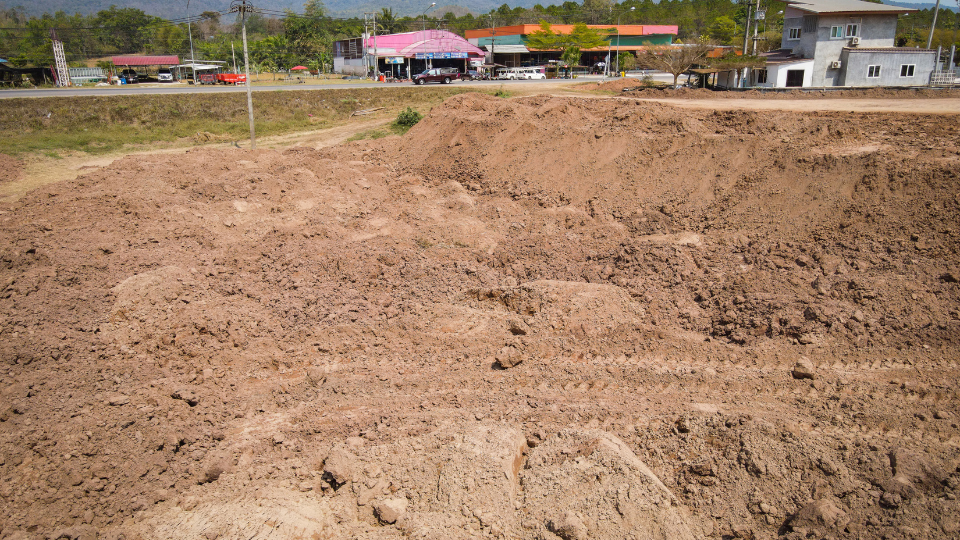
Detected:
left=830, top=26, right=843, bottom=38
left=789, top=28, right=802, bottom=40
left=867, top=65, right=881, bottom=78
left=846, top=24, right=859, bottom=37
left=900, top=64, right=915, bottom=77
left=756, top=69, right=768, bottom=84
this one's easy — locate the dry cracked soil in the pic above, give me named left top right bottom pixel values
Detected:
left=1, top=91, right=960, bottom=540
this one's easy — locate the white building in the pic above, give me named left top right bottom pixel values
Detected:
left=752, top=0, right=936, bottom=88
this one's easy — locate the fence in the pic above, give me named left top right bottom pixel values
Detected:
left=930, top=69, right=959, bottom=87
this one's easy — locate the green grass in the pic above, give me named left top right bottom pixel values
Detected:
left=346, top=129, right=389, bottom=141
left=0, top=87, right=474, bottom=156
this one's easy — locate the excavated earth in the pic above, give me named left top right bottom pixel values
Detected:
left=1, top=93, right=960, bottom=540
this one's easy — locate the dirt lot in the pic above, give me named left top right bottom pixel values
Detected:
left=1, top=89, right=959, bottom=540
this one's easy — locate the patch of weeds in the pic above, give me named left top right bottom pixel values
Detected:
left=494, top=85, right=510, bottom=98
left=43, top=151, right=62, bottom=159
left=453, top=240, right=471, bottom=248
left=347, top=129, right=388, bottom=141
left=414, top=237, right=434, bottom=249
left=391, top=107, right=423, bottom=134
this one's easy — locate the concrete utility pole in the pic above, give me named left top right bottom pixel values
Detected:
left=742, top=0, right=752, bottom=55
left=489, top=14, right=497, bottom=75
left=230, top=0, right=256, bottom=149
left=927, top=0, right=942, bottom=49
left=187, top=0, right=197, bottom=84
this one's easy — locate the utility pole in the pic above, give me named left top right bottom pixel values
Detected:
left=50, top=29, right=70, bottom=87
left=187, top=0, right=197, bottom=84
left=489, top=13, right=496, bottom=76
left=230, top=0, right=256, bottom=149
left=742, top=0, right=752, bottom=55
left=927, top=0, right=942, bottom=49
left=753, top=1, right=764, bottom=55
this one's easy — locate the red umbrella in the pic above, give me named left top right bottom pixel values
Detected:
left=291, top=66, right=308, bottom=70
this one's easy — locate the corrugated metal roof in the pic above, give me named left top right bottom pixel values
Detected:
left=112, top=55, right=179, bottom=66
left=785, top=0, right=914, bottom=14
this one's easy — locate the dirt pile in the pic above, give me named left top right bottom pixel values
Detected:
left=1, top=94, right=959, bottom=540
left=0, top=154, right=23, bottom=185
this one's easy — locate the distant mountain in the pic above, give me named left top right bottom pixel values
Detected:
left=883, top=0, right=958, bottom=12
left=0, top=0, right=525, bottom=19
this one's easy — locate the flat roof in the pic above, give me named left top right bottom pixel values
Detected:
left=784, top=0, right=915, bottom=15
left=466, top=24, right=678, bottom=39
left=112, top=55, right=180, bottom=66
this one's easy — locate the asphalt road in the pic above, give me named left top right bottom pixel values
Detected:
left=0, top=72, right=677, bottom=99
left=0, top=78, right=567, bottom=99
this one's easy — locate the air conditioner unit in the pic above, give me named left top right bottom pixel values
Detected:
left=850, top=36, right=860, bottom=45
left=830, top=60, right=842, bottom=69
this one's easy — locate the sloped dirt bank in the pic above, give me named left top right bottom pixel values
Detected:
left=1, top=94, right=959, bottom=540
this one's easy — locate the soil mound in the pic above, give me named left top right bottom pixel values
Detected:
left=0, top=153, right=23, bottom=185
left=1, top=94, right=959, bottom=540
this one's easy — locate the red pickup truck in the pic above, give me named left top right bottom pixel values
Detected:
left=216, top=73, right=247, bottom=84
left=412, top=68, right=461, bottom=85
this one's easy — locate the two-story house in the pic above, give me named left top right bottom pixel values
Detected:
left=754, top=0, right=936, bottom=88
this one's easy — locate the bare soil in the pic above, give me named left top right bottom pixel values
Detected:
left=1, top=92, right=960, bottom=540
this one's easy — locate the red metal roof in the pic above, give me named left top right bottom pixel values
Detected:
left=112, top=56, right=179, bottom=66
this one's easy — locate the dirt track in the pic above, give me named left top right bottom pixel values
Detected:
left=1, top=91, right=960, bottom=540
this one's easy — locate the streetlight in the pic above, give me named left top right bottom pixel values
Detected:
left=421, top=2, right=436, bottom=69
left=615, top=7, right=635, bottom=76
left=422, top=2, right=436, bottom=34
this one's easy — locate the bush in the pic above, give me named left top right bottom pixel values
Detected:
left=395, top=107, right=423, bottom=128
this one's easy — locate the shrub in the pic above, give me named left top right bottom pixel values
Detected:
left=395, top=107, right=423, bottom=128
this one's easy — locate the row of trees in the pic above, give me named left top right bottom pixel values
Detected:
left=1, top=1, right=958, bottom=72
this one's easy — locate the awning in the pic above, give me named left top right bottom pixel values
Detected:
left=176, top=63, right=222, bottom=70
left=112, top=55, right=179, bottom=66
left=484, top=45, right=529, bottom=54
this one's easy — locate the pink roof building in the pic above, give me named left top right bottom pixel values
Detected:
left=364, top=30, right=485, bottom=58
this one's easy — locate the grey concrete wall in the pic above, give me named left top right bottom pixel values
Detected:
left=840, top=49, right=936, bottom=86
left=811, top=14, right=899, bottom=86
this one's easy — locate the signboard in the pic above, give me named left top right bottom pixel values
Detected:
left=469, top=59, right=482, bottom=67
left=385, top=57, right=405, bottom=64
left=414, top=52, right=469, bottom=59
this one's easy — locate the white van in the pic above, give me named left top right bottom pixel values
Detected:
left=498, top=67, right=546, bottom=80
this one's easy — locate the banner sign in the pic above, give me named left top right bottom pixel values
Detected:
left=414, top=52, right=468, bottom=59
left=385, top=57, right=405, bottom=64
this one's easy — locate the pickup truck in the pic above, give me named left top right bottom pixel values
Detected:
left=217, top=73, right=247, bottom=84
left=412, top=68, right=461, bottom=85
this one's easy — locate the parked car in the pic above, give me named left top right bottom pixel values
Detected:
left=157, top=68, right=173, bottom=82
left=412, top=67, right=461, bottom=85
left=461, top=70, right=488, bottom=81
left=119, top=68, right=138, bottom=83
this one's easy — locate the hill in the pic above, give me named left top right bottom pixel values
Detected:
left=0, top=0, right=510, bottom=19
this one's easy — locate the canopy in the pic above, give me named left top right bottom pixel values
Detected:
left=112, top=55, right=179, bottom=66
left=291, top=65, right=308, bottom=70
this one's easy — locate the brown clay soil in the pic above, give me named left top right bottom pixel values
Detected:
left=2, top=92, right=960, bottom=540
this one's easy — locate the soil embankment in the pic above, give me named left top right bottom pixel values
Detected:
left=1, top=93, right=959, bottom=539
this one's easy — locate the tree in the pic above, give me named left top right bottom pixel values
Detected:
left=706, top=51, right=765, bottom=87
left=708, top=16, right=738, bottom=45
left=525, top=21, right=611, bottom=67
left=635, top=42, right=711, bottom=87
